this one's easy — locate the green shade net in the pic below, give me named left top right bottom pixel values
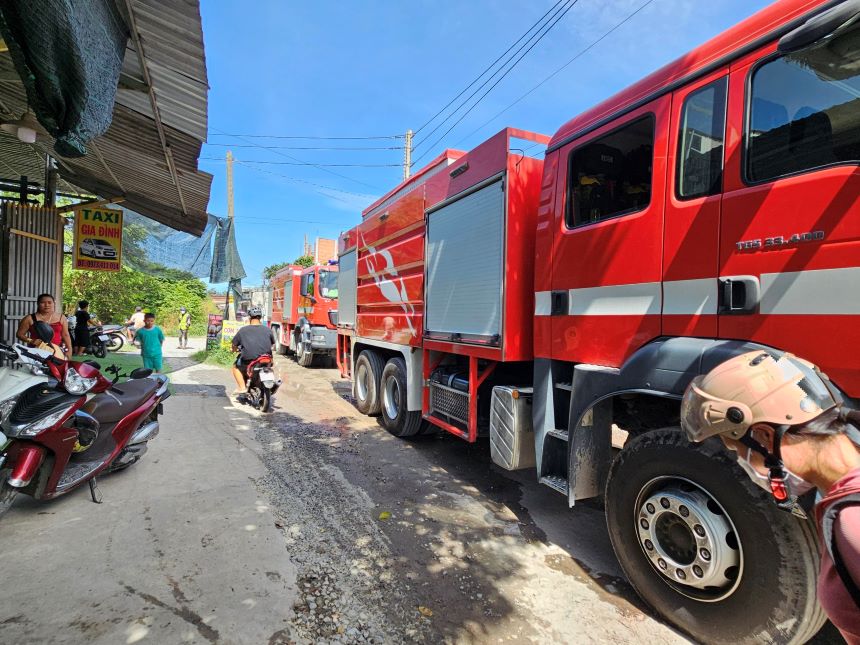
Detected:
left=0, top=0, right=128, bottom=157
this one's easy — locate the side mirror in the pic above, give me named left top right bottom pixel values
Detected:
left=130, top=367, right=153, bottom=379
left=778, top=0, right=860, bottom=54
left=33, top=321, right=54, bottom=344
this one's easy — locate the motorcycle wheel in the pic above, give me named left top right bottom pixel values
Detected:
left=262, top=388, right=273, bottom=413
left=0, top=468, right=19, bottom=519
left=106, top=334, right=124, bottom=352
left=93, top=341, right=107, bottom=359
left=250, top=386, right=263, bottom=410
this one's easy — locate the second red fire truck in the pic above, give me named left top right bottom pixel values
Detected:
left=269, top=263, right=339, bottom=366
left=336, top=1, right=859, bottom=642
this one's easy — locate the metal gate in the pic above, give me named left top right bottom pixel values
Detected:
left=0, top=202, right=64, bottom=342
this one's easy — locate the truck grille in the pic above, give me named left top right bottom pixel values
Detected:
left=429, top=382, right=468, bottom=426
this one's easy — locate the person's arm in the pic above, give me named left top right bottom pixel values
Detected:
left=158, top=329, right=164, bottom=345
left=60, top=317, right=72, bottom=357
left=15, top=316, right=31, bottom=344
left=231, top=329, right=241, bottom=353
left=834, top=506, right=860, bottom=586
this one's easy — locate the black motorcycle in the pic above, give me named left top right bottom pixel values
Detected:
left=238, top=354, right=280, bottom=413
left=87, top=326, right=110, bottom=359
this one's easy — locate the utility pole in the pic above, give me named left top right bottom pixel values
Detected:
left=403, top=129, right=413, bottom=180
left=225, top=150, right=234, bottom=320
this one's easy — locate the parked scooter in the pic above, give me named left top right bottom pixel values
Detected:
left=238, top=354, right=280, bottom=413
left=100, top=324, right=126, bottom=352
left=0, top=322, right=169, bottom=518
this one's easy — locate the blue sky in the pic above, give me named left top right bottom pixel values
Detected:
left=199, top=0, right=771, bottom=285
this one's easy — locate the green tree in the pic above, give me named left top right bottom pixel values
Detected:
left=262, top=261, right=289, bottom=279
left=293, top=254, right=314, bottom=268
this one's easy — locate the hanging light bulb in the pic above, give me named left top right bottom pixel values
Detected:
left=16, top=126, right=36, bottom=143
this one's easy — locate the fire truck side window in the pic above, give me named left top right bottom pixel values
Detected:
left=566, top=115, right=654, bottom=228
left=677, top=78, right=727, bottom=199
left=747, top=22, right=860, bottom=183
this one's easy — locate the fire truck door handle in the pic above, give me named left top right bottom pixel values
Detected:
left=718, top=275, right=760, bottom=315
left=551, top=290, right=568, bottom=316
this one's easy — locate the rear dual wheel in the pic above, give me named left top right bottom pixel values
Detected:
left=354, top=351, right=383, bottom=415
left=606, top=428, right=824, bottom=645
left=380, top=357, right=422, bottom=437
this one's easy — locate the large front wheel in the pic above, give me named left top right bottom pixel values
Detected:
left=605, top=428, right=824, bottom=645
left=106, top=334, right=124, bottom=352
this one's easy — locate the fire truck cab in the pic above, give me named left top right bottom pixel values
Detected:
left=337, top=0, right=860, bottom=641
left=270, top=263, right=339, bottom=367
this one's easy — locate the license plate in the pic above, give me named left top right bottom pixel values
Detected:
left=98, top=335, right=110, bottom=341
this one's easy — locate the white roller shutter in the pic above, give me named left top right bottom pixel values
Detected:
left=283, top=277, right=294, bottom=323
left=338, top=250, right=357, bottom=326
left=426, top=179, right=504, bottom=339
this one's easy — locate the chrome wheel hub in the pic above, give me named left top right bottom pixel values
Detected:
left=637, top=479, right=742, bottom=601
left=356, top=364, right=369, bottom=401
left=383, top=377, right=400, bottom=420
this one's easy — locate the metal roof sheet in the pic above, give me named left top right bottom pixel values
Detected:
left=0, top=0, right=212, bottom=236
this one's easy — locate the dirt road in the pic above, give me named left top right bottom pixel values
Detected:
left=260, top=355, right=689, bottom=644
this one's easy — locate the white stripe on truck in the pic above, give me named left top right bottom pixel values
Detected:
left=535, top=267, right=859, bottom=316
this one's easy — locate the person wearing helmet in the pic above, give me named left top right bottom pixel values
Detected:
left=230, top=306, right=275, bottom=395
left=681, top=351, right=860, bottom=642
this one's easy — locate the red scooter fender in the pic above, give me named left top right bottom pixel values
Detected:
left=7, top=443, right=46, bottom=488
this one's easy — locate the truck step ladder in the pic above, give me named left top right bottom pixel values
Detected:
left=547, top=428, right=569, bottom=441
left=540, top=475, right=568, bottom=495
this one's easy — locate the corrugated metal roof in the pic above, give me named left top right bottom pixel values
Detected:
left=0, top=0, right=212, bottom=236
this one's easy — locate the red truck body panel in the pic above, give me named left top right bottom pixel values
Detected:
left=353, top=128, right=549, bottom=360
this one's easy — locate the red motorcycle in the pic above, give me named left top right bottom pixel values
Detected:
left=0, top=323, right=169, bottom=517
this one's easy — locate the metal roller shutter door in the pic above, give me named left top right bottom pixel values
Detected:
left=426, top=180, right=504, bottom=339
left=337, top=250, right=357, bottom=326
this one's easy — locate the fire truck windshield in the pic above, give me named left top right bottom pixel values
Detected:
left=319, top=270, right=338, bottom=298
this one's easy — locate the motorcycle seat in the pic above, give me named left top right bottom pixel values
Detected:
left=82, top=378, right=160, bottom=423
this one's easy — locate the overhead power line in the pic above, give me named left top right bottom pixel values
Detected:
left=412, top=0, right=578, bottom=165
left=454, top=0, right=657, bottom=147
left=413, top=0, right=567, bottom=136
left=233, top=160, right=378, bottom=205
left=202, top=157, right=399, bottom=168
left=413, top=0, right=576, bottom=154
left=208, top=127, right=381, bottom=190
left=208, top=133, right=404, bottom=140
left=205, top=143, right=404, bottom=150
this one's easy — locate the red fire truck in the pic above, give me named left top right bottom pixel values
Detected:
left=336, top=0, right=859, bottom=641
left=269, top=263, right=339, bottom=366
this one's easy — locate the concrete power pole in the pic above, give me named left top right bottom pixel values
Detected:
left=225, top=150, right=235, bottom=319
left=226, top=150, right=235, bottom=220
left=403, top=129, right=413, bottom=180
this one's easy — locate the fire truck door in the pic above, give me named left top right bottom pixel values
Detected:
left=719, top=46, right=860, bottom=393
left=549, top=96, right=669, bottom=367
left=662, top=72, right=727, bottom=338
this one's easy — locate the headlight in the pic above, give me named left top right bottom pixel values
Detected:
left=0, top=397, right=17, bottom=425
left=65, top=367, right=98, bottom=395
left=11, top=406, right=74, bottom=437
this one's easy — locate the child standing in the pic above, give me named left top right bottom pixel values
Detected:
left=134, top=312, right=165, bottom=372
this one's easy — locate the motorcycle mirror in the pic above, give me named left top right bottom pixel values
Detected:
left=130, top=367, right=153, bottom=379
left=33, top=320, right=54, bottom=344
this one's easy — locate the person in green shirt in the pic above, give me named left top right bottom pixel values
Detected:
left=134, top=312, right=165, bottom=372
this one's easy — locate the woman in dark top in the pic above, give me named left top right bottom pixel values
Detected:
left=73, top=300, right=95, bottom=355
left=16, top=293, right=71, bottom=358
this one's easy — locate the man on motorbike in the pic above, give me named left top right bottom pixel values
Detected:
left=230, top=306, right=274, bottom=395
